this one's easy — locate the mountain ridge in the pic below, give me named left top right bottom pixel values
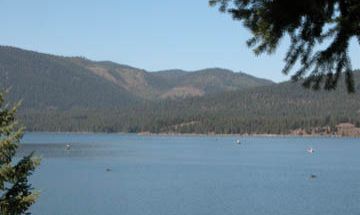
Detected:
left=2, top=45, right=359, bottom=134
left=0, top=45, right=274, bottom=108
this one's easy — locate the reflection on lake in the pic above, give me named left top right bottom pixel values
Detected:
left=18, top=133, right=360, bottom=215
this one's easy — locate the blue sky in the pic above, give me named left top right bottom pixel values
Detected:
left=1, top=0, right=359, bottom=82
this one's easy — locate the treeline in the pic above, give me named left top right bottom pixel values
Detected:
left=18, top=108, right=360, bottom=135
left=18, top=73, right=360, bottom=134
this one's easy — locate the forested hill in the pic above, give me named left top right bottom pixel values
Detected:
left=18, top=72, right=360, bottom=134
left=1, top=45, right=359, bottom=134
left=0, top=46, right=140, bottom=109
left=139, top=74, right=360, bottom=134
left=0, top=45, right=273, bottom=110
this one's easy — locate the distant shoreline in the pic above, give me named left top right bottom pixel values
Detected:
left=137, top=132, right=356, bottom=138
left=23, top=131, right=359, bottom=138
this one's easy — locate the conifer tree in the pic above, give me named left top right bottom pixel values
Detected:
left=0, top=91, right=40, bottom=215
left=210, top=0, right=360, bottom=92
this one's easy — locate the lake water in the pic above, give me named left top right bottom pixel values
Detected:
left=18, top=133, right=360, bottom=215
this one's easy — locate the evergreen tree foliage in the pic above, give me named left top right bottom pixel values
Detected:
left=209, top=0, right=360, bottom=92
left=0, top=91, right=40, bottom=215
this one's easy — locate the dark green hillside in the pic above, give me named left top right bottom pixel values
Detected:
left=176, top=68, right=274, bottom=94
left=153, top=72, right=360, bottom=134
left=68, top=57, right=173, bottom=99
left=0, top=46, right=273, bottom=107
left=2, top=45, right=359, bottom=134
left=19, top=71, right=360, bottom=134
left=152, top=68, right=274, bottom=98
left=0, top=46, right=140, bottom=110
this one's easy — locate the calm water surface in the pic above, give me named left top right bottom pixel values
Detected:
left=18, top=133, right=360, bottom=215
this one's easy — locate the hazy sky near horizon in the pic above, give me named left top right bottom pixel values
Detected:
left=1, top=0, right=359, bottom=82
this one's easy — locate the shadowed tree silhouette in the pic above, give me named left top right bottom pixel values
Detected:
left=0, top=91, right=40, bottom=215
left=209, top=0, right=360, bottom=92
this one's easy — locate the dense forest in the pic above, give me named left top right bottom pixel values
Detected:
left=1, top=46, right=359, bottom=135
left=18, top=72, right=360, bottom=134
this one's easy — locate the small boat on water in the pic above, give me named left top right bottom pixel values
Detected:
left=65, top=144, right=71, bottom=150
left=310, top=174, right=317, bottom=179
left=307, top=147, right=314, bottom=154
left=236, top=139, right=241, bottom=144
